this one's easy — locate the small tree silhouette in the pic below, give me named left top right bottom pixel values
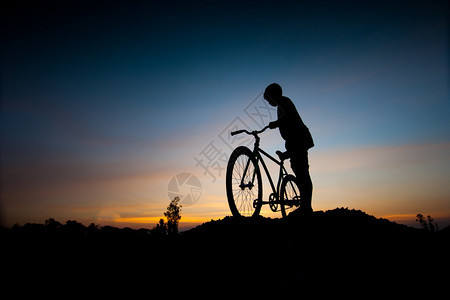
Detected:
left=416, top=214, right=438, bottom=232
left=165, top=197, right=182, bottom=236
left=416, top=214, right=428, bottom=231
left=426, top=215, right=438, bottom=232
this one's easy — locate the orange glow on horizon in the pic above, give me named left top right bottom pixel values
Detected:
left=114, top=215, right=223, bottom=225
left=382, top=214, right=417, bottom=221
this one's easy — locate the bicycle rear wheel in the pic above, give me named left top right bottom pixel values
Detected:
left=226, top=146, right=262, bottom=217
left=280, top=174, right=301, bottom=218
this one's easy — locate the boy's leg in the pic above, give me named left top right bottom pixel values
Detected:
left=290, top=152, right=313, bottom=213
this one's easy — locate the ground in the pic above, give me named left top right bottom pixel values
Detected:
left=2, top=208, right=448, bottom=294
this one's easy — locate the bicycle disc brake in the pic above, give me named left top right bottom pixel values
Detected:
left=269, top=193, right=278, bottom=212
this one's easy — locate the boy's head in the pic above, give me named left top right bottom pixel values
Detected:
left=264, top=83, right=282, bottom=106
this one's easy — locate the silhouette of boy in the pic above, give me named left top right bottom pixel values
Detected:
left=264, top=83, right=314, bottom=215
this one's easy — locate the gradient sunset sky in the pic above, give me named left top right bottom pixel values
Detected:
left=1, top=0, right=449, bottom=229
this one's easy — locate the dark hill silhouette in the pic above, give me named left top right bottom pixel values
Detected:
left=2, top=208, right=449, bottom=293
left=180, top=208, right=450, bottom=290
left=183, top=207, right=417, bottom=238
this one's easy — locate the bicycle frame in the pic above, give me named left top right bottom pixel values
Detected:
left=229, top=126, right=302, bottom=216
left=239, top=129, right=289, bottom=204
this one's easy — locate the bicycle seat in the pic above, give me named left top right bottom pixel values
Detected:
left=276, top=150, right=289, bottom=161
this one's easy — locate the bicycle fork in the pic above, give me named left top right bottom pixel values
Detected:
left=239, top=156, right=256, bottom=190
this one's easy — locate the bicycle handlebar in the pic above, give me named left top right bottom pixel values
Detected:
left=230, top=129, right=246, bottom=136
left=230, top=125, right=270, bottom=136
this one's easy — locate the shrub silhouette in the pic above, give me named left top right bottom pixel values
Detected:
left=45, top=218, right=62, bottom=232
left=151, top=218, right=167, bottom=236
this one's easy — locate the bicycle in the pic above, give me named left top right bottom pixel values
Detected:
left=226, top=125, right=301, bottom=218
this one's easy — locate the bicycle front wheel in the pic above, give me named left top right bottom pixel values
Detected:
left=226, top=146, right=262, bottom=217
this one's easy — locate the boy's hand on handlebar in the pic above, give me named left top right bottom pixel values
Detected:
left=268, top=121, right=278, bottom=129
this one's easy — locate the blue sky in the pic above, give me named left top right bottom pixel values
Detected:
left=1, top=0, right=449, bottom=228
